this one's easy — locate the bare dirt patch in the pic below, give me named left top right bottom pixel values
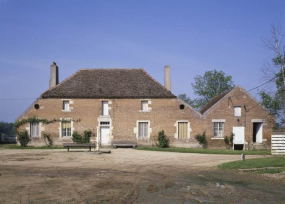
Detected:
left=0, top=149, right=284, bottom=203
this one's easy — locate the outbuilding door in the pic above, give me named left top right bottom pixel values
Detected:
left=233, top=127, right=245, bottom=150
left=253, top=122, right=263, bottom=143
left=100, top=127, right=110, bottom=145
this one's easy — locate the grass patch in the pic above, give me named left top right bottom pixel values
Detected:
left=0, top=144, right=64, bottom=149
left=136, top=146, right=270, bottom=155
left=219, top=157, right=285, bottom=170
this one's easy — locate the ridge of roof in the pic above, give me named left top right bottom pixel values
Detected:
left=41, top=68, right=176, bottom=99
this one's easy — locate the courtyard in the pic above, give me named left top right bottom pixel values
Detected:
left=0, top=148, right=284, bottom=203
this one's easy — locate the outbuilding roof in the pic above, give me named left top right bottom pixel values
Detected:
left=200, top=89, right=232, bottom=114
left=41, top=69, right=176, bottom=99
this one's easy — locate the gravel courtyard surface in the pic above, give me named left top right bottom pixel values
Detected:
left=0, top=148, right=284, bottom=203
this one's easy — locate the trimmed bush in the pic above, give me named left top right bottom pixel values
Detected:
left=156, top=130, right=170, bottom=148
left=195, top=131, right=208, bottom=149
left=18, top=130, right=30, bottom=147
left=72, top=131, right=92, bottom=143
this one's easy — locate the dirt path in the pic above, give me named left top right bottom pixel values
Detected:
left=0, top=149, right=284, bottom=203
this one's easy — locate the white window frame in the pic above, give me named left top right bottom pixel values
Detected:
left=59, top=118, right=74, bottom=138
left=102, top=101, right=109, bottom=116
left=213, top=122, right=224, bottom=139
left=141, top=100, right=149, bottom=111
left=234, top=106, right=241, bottom=117
left=30, top=122, right=40, bottom=137
left=174, top=120, right=191, bottom=139
left=134, top=120, right=152, bottom=139
left=61, top=99, right=73, bottom=112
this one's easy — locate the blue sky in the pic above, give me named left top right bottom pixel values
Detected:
left=0, top=0, right=284, bottom=122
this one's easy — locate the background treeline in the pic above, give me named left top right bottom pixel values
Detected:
left=0, top=122, right=16, bottom=135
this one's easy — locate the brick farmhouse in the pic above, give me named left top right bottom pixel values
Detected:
left=17, top=63, right=274, bottom=149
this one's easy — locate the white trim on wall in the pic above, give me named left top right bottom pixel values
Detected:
left=174, top=120, right=191, bottom=139
left=212, top=119, right=226, bottom=123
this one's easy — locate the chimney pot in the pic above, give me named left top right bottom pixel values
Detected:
left=164, top=65, right=171, bottom=92
left=49, top=62, right=59, bottom=89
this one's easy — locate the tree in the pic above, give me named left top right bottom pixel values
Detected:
left=260, top=26, right=285, bottom=127
left=179, top=70, right=235, bottom=110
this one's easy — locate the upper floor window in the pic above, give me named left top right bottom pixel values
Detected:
left=63, top=100, right=70, bottom=111
left=234, top=106, right=241, bottom=117
left=102, top=101, right=109, bottom=116
left=214, top=122, right=224, bottom=138
left=30, top=122, right=40, bottom=137
left=141, top=100, right=149, bottom=111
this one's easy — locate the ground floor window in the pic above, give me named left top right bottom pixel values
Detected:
left=138, top=122, right=148, bottom=138
left=178, top=122, right=188, bottom=139
left=214, top=122, right=224, bottom=138
left=30, top=122, right=40, bottom=137
left=62, top=120, right=71, bottom=137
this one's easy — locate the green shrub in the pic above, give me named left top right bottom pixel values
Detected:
left=83, top=130, right=92, bottom=143
left=156, top=130, right=170, bottom=148
left=224, top=136, right=230, bottom=149
left=72, top=131, right=92, bottom=143
left=43, top=133, right=53, bottom=146
left=72, top=131, right=83, bottom=143
left=195, top=131, right=208, bottom=149
left=18, top=131, right=30, bottom=147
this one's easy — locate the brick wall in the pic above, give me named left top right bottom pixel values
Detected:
left=17, top=98, right=204, bottom=147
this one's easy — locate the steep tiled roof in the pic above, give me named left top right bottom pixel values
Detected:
left=200, top=89, right=232, bottom=114
left=41, top=69, right=176, bottom=99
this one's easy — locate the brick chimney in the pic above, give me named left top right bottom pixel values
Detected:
left=49, top=62, right=59, bottom=89
left=164, top=65, right=171, bottom=92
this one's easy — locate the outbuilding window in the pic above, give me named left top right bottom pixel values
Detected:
left=234, top=106, right=241, bottom=117
left=214, top=122, right=224, bottom=138
left=30, top=122, right=40, bottom=137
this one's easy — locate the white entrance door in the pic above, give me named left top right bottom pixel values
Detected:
left=256, top=123, right=263, bottom=143
left=233, top=127, right=245, bottom=145
left=100, top=127, right=110, bottom=145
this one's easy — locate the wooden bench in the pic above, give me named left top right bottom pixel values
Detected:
left=63, top=143, right=94, bottom=152
left=113, top=144, right=137, bottom=149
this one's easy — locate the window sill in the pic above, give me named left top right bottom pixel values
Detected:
left=211, top=137, right=224, bottom=140
left=61, top=137, right=72, bottom=139
left=62, top=110, right=71, bottom=112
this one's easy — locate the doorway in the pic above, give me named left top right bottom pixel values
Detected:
left=253, top=122, right=263, bottom=143
left=100, top=126, right=110, bottom=145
